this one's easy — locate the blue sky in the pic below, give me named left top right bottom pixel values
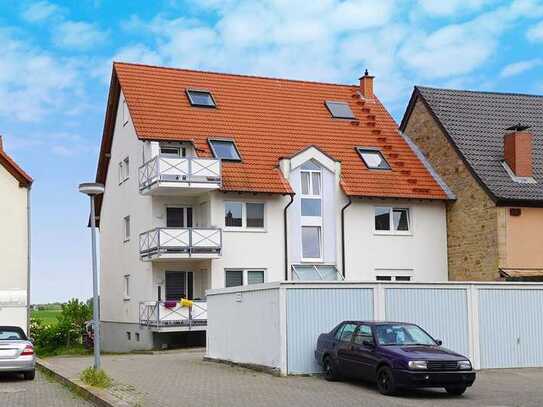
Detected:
left=1, top=0, right=543, bottom=303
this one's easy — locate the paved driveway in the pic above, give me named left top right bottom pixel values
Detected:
left=0, top=370, right=93, bottom=407
left=46, top=349, right=543, bottom=407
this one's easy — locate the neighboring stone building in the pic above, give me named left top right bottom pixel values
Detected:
left=401, top=87, right=543, bottom=281
left=0, top=136, right=32, bottom=332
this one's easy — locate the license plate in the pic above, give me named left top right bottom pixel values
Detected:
left=0, top=349, right=17, bottom=358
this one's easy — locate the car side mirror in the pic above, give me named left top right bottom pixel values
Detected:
left=435, top=339, right=443, bottom=346
left=363, top=339, right=375, bottom=348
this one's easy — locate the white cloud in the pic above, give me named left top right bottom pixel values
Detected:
left=500, top=59, right=542, bottom=77
left=21, top=1, right=60, bottom=22
left=527, top=21, right=543, bottom=42
left=417, top=0, right=490, bottom=16
left=52, top=21, right=108, bottom=50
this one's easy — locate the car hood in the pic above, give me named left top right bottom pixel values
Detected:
left=383, top=345, right=467, bottom=360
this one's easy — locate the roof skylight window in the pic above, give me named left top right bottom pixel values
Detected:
left=186, top=89, right=216, bottom=107
left=208, top=139, right=241, bottom=161
left=357, top=148, right=391, bottom=170
left=325, top=101, right=356, bottom=119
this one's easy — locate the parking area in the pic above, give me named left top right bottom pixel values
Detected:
left=44, top=349, right=543, bottom=407
left=0, top=370, right=93, bottom=407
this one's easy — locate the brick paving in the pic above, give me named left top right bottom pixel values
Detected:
left=46, top=349, right=543, bottom=407
left=0, top=370, right=93, bottom=407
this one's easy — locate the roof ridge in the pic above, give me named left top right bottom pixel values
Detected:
left=113, top=61, right=359, bottom=89
left=416, top=85, right=543, bottom=99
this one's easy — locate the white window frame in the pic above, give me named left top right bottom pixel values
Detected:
left=301, top=163, right=323, bottom=262
left=159, top=143, right=187, bottom=158
left=119, top=156, right=130, bottom=184
left=224, top=268, right=266, bottom=287
left=373, top=206, right=412, bottom=235
left=123, top=215, right=131, bottom=242
left=165, top=205, right=193, bottom=228
left=123, top=274, right=130, bottom=300
left=224, top=201, right=265, bottom=231
left=122, top=100, right=129, bottom=126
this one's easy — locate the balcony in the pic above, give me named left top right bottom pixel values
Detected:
left=138, top=155, right=221, bottom=195
left=139, top=227, right=222, bottom=261
left=139, top=301, right=207, bottom=332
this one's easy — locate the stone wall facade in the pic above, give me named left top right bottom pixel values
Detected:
left=403, top=98, right=500, bottom=281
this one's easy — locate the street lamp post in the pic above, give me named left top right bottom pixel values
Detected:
left=79, top=182, right=105, bottom=370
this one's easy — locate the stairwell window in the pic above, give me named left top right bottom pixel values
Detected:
left=375, top=207, right=410, bottom=234
left=123, top=216, right=131, bottom=241
left=302, top=226, right=322, bottom=260
left=119, top=156, right=129, bottom=184
left=123, top=275, right=130, bottom=300
left=301, top=161, right=323, bottom=261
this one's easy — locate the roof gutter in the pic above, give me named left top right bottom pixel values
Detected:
left=283, top=193, right=295, bottom=281
left=341, top=197, right=352, bottom=278
left=26, top=186, right=31, bottom=335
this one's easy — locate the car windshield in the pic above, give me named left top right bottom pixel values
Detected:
left=374, top=324, right=436, bottom=346
left=0, top=329, right=24, bottom=340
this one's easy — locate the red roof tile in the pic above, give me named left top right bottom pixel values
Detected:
left=97, top=62, right=447, bottom=201
left=0, top=140, right=32, bottom=188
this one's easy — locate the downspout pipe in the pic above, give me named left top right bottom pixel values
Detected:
left=341, top=196, right=352, bottom=279
left=26, top=186, right=31, bottom=335
left=283, top=193, right=295, bottom=281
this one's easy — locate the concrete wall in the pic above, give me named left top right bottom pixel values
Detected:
left=101, top=321, right=154, bottom=353
left=207, top=282, right=543, bottom=375
left=345, top=198, right=448, bottom=281
left=403, top=98, right=500, bottom=281
left=0, top=162, right=29, bottom=331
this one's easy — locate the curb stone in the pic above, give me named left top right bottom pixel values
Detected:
left=37, top=359, right=132, bottom=407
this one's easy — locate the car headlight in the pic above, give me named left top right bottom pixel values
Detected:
left=408, top=360, right=428, bottom=370
left=458, top=360, right=472, bottom=370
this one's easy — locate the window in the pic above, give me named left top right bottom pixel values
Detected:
left=376, top=275, right=392, bottom=281
left=225, top=270, right=243, bottom=288
left=165, top=271, right=193, bottom=300
left=119, top=156, right=130, bottom=183
left=135, top=333, right=140, bottom=342
left=225, top=269, right=265, bottom=287
left=376, top=275, right=412, bottom=282
left=353, top=325, right=373, bottom=345
left=160, top=146, right=186, bottom=157
left=339, top=323, right=357, bottom=342
left=167, top=207, right=193, bottom=228
left=123, top=216, right=131, bottom=241
left=375, top=207, right=410, bottom=233
left=334, top=324, right=346, bottom=341
left=209, top=139, right=241, bottom=161
left=325, top=101, right=356, bottom=119
left=246, top=203, right=264, bottom=228
left=186, top=89, right=216, bottom=107
left=302, top=226, right=321, bottom=259
left=374, top=324, right=436, bottom=346
left=126, top=332, right=131, bottom=341
left=225, top=202, right=264, bottom=229
left=247, top=270, right=265, bottom=285
left=122, top=100, right=129, bottom=126
left=357, top=148, right=391, bottom=170
left=301, top=164, right=322, bottom=217
left=123, top=275, right=130, bottom=300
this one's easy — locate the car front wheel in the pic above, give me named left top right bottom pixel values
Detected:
left=323, top=356, right=340, bottom=382
left=23, top=370, right=35, bottom=380
left=445, top=385, right=467, bottom=396
left=376, top=366, right=397, bottom=396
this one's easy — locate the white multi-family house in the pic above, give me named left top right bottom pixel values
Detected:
left=0, top=136, right=32, bottom=334
left=94, top=63, right=453, bottom=352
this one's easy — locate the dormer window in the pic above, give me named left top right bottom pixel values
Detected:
left=208, top=139, right=241, bottom=161
left=325, top=101, right=355, bottom=119
left=357, top=147, right=390, bottom=170
left=186, top=89, right=216, bottom=107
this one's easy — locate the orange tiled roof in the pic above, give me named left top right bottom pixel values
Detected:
left=0, top=141, right=32, bottom=187
left=98, top=62, right=447, bottom=200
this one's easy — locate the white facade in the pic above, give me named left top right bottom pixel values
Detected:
left=99, top=92, right=448, bottom=351
left=0, top=156, right=30, bottom=333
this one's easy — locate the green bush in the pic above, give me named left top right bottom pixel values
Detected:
left=80, top=367, right=112, bottom=388
left=30, top=298, right=93, bottom=356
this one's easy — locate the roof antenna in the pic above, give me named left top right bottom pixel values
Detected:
left=364, top=69, right=369, bottom=76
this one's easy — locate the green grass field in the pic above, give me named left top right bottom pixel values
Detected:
left=31, top=309, right=62, bottom=326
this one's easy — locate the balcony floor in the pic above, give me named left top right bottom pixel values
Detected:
left=141, top=181, right=220, bottom=196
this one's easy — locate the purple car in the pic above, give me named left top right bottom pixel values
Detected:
left=315, top=321, right=476, bottom=396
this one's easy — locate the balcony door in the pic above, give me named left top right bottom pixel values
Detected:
left=165, top=271, right=193, bottom=300
left=166, top=207, right=193, bottom=228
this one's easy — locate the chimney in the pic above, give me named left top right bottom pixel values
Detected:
left=359, top=69, right=374, bottom=99
left=504, top=124, right=533, bottom=177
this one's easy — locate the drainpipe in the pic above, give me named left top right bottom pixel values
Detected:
left=341, top=197, right=352, bottom=279
left=283, top=193, right=295, bottom=281
left=26, top=186, right=32, bottom=336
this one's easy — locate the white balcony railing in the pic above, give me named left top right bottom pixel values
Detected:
left=139, top=227, right=222, bottom=259
left=138, top=155, right=221, bottom=192
left=139, top=301, right=207, bottom=328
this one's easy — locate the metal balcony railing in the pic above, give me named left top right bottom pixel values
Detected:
left=139, top=227, right=222, bottom=259
left=138, top=155, right=221, bottom=191
left=139, top=301, right=207, bottom=328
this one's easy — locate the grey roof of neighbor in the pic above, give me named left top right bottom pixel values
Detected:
left=401, top=86, right=543, bottom=203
